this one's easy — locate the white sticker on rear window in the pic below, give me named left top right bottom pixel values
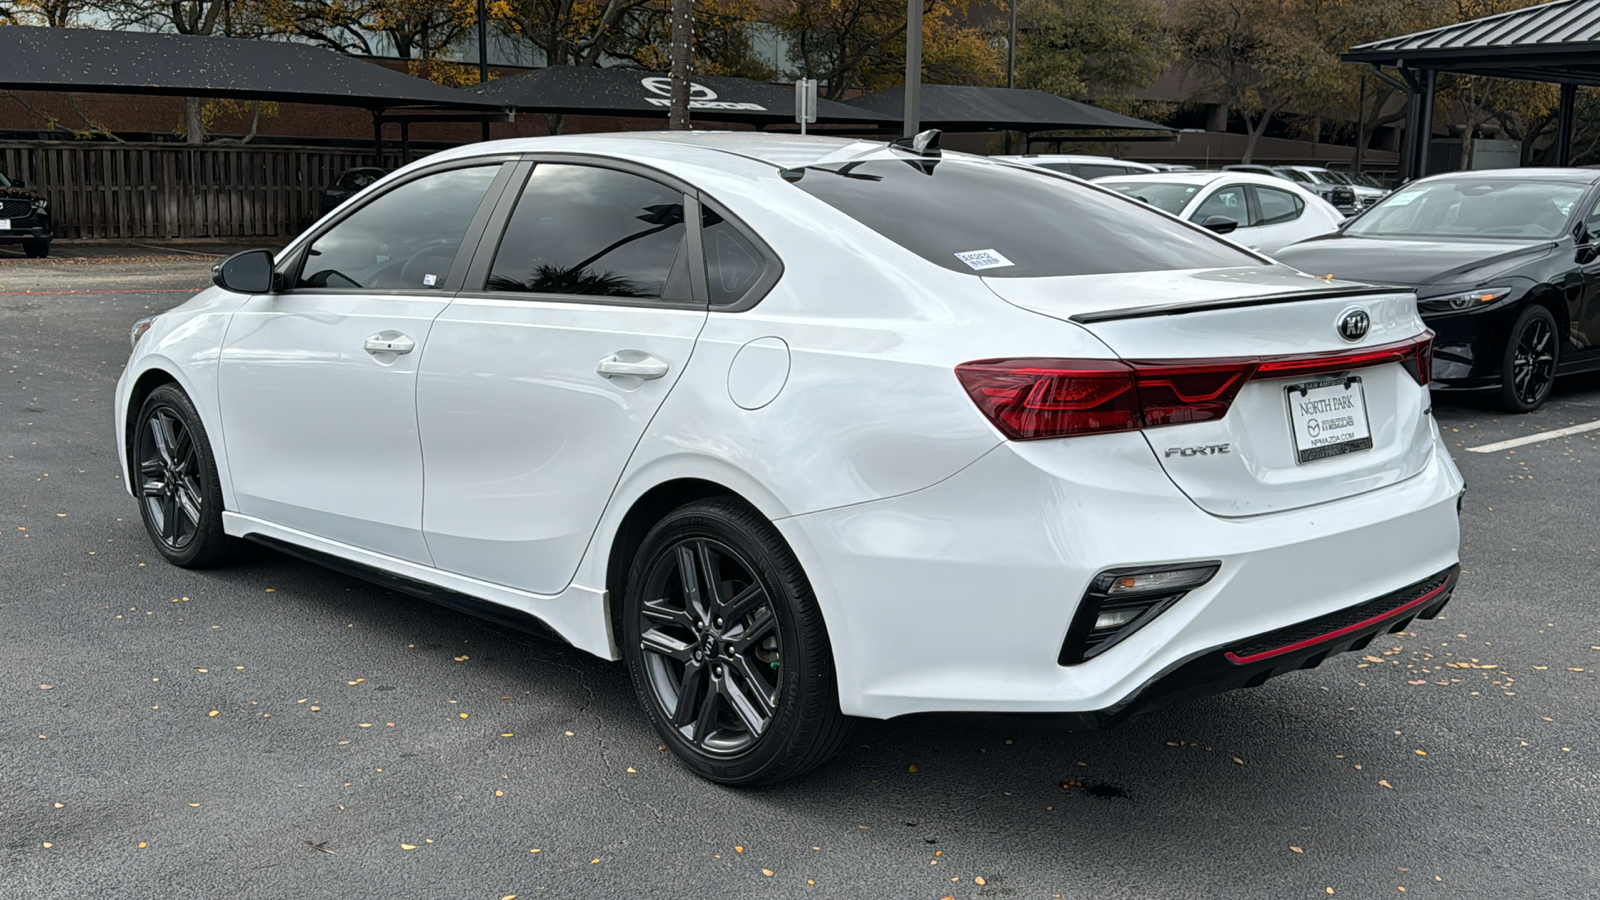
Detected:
left=954, top=248, right=1014, bottom=270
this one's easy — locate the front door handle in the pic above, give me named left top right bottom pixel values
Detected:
left=596, top=352, right=669, bottom=380
left=364, top=333, right=415, bottom=355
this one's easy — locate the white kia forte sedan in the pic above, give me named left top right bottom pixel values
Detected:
left=116, top=132, right=1464, bottom=785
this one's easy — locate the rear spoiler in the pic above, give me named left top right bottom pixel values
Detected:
left=1070, top=284, right=1412, bottom=324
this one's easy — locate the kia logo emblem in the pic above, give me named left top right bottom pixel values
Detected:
left=1337, top=307, right=1371, bottom=342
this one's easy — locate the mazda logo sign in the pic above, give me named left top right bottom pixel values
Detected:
left=1337, top=307, right=1371, bottom=342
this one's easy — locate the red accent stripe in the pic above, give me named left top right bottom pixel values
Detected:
left=1224, top=577, right=1454, bottom=665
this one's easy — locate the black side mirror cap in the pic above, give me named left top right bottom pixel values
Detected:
left=212, top=249, right=278, bottom=294
left=1200, top=215, right=1240, bottom=235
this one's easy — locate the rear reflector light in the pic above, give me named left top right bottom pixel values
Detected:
left=957, top=334, right=1433, bottom=440
left=1060, top=562, right=1221, bottom=665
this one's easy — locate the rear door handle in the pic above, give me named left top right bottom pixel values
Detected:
left=364, top=334, right=415, bottom=355
left=596, top=353, right=669, bottom=380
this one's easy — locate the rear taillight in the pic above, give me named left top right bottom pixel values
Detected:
left=957, top=334, right=1435, bottom=441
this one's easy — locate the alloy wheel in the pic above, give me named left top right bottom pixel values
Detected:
left=1510, top=315, right=1556, bottom=407
left=637, top=537, right=782, bottom=756
left=138, top=406, right=204, bottom=551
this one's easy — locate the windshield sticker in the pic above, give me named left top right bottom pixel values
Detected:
left=954, top=249, right=1014, bottom=270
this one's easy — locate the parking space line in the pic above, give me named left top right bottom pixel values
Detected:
left=1465, top=419, right=1600, bottom=453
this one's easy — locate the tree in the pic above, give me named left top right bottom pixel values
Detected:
left=1013, top=0, right=1169, bottom=102
left=775, top=0, right=1001, bottom=101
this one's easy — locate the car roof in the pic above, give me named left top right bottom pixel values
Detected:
left=1413, top=167, right=1600, bottom=184
left=424, top=131, right=893, bottom=174
left=992, top=154, right=1131, bottom=164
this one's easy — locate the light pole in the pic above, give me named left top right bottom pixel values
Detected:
left=477, top=0, right=489, bottom=141
left=1007, top=0, right=1017, bottom=89
left=903, top=0, right=922, bottom=136
left=669, top=0, right=692, bottom=130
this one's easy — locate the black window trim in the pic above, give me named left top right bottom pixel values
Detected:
left=276, top=155, right=522, bottom=297
left=698, top=195, right=783, bottom=313
left=1249, top=184, right=1305, bottom=227
left=455, top=153, right=709, bottom=311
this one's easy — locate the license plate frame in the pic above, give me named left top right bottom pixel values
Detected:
left=0, top=219, right=10, bottom=231
left=1285, top=375, right=1373, bottom=464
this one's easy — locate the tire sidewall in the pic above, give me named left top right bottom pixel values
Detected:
left=1499, top=304, right=1558, bottom=412
left=621, top=501, right=824, bottom=785
left=133, top=384, right=228, bottom=567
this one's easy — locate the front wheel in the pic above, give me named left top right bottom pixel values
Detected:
left=622, top=498, right=851, bottom=786
left=1497, top=305, right=1558, bottom=412
left=22, top=239, right=49, bottom=258
left=132, top=384, right=238, bottom=568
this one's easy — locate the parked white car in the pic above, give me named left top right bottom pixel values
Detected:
left=117, top=133, right=1462, bottom=785
left=1097, top=171, right=1346, bottom=254
left=991, top=153, right=1159, bottom=179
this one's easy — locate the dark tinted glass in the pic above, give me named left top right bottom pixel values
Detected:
left=297, top=165, right=499, bottom=290
left=702, top=205, right=769, bottom=306
left=488, top=164, right=685, bottom=298
left=1075, top=164, right=1128, bottom=180
left=1036, top=163, right=1078, bottom=175
left=1256, top=187, right=1304, bottom=226
left=791, top=158, right=1255, bottom=278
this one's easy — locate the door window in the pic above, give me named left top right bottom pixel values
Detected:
left=1581, top=197, right=1600, bottom=243
left=1191, top=185, right=1252, bottom=226
left=1075, top=164, right=1128, bottom=180
left=487, top=164, right=687, bottom=299
left=1255, top=187, right=1305, bottom=226
left=296, top=165, right=501, bottom=291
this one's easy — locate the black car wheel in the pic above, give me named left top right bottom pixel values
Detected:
left=22, top=239, right=49, bottom=258
left=622, top=498, right=851, bottom=786
left=132, top=384, right=237, bottom=567
left=1497, top=305, right=1558, bottom=413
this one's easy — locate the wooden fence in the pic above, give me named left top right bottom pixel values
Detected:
left=0, top=142, right=410, bottom=241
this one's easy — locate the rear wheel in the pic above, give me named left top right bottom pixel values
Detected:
left=622, top=498, right=851, bottom=785
left=22, top=239, right=49, bottom=259
left=1497, top=305, right=1557, bottom=412
left=132, top=384, right=237, bottom=568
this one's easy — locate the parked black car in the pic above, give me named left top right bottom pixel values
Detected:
left=318, top=167, right=387, bottom=218
left=0, top=169, right=53, bottom=258
left=1276, top=169, right=1600, bottom=412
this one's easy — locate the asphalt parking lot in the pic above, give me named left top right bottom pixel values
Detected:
left=3, top=253, right=1597, bottom=899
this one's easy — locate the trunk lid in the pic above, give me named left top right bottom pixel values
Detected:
left=985, top=267, right=1436, bottom=517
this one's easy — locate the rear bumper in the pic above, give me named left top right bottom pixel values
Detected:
left=778, top=431, right=1464, bottom=719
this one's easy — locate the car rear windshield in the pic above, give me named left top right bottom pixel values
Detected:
left=789, top=158, right=1257, bottom=278
left=1346, top=178, right=1587, bottom=240
left=1098, top=180, right=1202, bottom=216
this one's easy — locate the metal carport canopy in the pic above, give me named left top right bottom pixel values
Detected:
left=469, top=66, right=896, bottom=126
left=1343, top=0, right=1600, bottom=178
left=845, top=85, right=1176, bottom=135
left=0, top=26, right=506, bottom=112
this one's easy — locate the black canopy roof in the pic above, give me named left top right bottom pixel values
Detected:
left=1344, top=0, right=1600, bottom=85
left=0, top=26, right=504, bottom=110
left=846, top=85, right=1175, bottom=133
left=471, top=66, right=896, bottom=125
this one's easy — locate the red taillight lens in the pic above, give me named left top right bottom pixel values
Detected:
left=955, top=359, right=1139, bottom=440
left=958, top=334, right=1435, bottom=441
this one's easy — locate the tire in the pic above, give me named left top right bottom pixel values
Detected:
left=22, top=239, right=49, bottom=259
left=1496, top=304, right=1558, bottom=413
left=621, top=498, right=852, bottom=786
left=131, top=384, right=238, bottom=568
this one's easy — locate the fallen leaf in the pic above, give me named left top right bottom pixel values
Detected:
left=208, top=710, right=219, bottom=717
left=1378, top=780, right=1394, bottom=789
left=454, top=655, right=469, bottom=662
left=138, top=842, right=147, bottom=849
left=310, top=706, right=321, bottom=712
left=908, top=764, right=918, bottom=772
left=459, top=713, right=468, bottom=719
left=187, top=803, right=200, bottom=808
left=1232, top=757, right=1244, bottom=765
left=626, top=767, right=637, bottom=773
left=400, top=843, right=417, bottom=850
left=495, top=790, right=503, bottom=797
left=735, top=846, right=744, bottom=853
left=53, top=802, right=64, bottom=808
left=41, top=843, right=52, bottom=848
left=975, top=876, right=987, bottom=885
left=39, top=684, right=52, bottom=690
left=762, top=869, right=774, bottom=877
left=1414, top=750, right=1426, bottom=756
left=590, top=858, right=600, bottom=864
left=529, top=848, right=541, bottom=853
left=1291, top=846, right=1304, bottom=853
left=564, top=730, right=574, bottom=736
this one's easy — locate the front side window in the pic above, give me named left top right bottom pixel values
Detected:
left=1347, top=178, right=1587, bottom=240
left=790, top=158, right=1257, bottom=278
left=487, top=164, right=686, bottom=299
left=1191, top=186, right=1251, bottom=225
left=297, top=165, right=500, bottom=290
left=1255, top=187, right=1305, bottom=226
left=1580, top=197, right=1600, bottom=242
left=1277, top=169, right=1313, bottom=184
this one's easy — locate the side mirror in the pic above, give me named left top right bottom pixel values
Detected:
left=1200, top=215, right=1240, bottom=235
left=212, top=249, right=278, bottom=294
left=9, top=178, right=26, bottom=189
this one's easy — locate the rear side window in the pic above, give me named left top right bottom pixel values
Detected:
left=701, top=203, right=774, bottom=307
left=1075, top=164, right=1128, bottom=180
left=488, top=163, right=687, bottom=299
left=297, top=164, right=500, bottom=290
left=1191, top=185, right=1252, bottom=226
left=790, top=158, right=1255, bottom=278
left=1255, top=187, right=1305, bottom=225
